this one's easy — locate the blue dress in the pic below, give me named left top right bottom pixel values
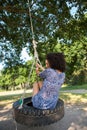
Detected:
left=32, top=68, right=65, bottom=109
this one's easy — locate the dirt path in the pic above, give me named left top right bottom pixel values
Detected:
left=0, top=90, right=87, bottom=130
left=61, top=89, right=87, bottom=94
left=0, top=89, right=33, bottom=96
left=0, top=102, right=87, bottom=130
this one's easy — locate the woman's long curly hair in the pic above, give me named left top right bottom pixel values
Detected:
left=46, top=52, right=66, bottom=72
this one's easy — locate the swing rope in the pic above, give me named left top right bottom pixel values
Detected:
left=18, top=0, right=42, bottom=108
left=27, top=0, right=41, bottom=64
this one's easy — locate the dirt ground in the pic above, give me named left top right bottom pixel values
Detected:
left=0, top=90, right=87, bottom=130
left=0, top=102, right=87, bottom=130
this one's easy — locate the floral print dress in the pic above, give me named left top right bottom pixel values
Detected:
left=32, top=68, right=65, bottom=109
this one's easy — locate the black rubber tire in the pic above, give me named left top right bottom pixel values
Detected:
left=13, top=97, right=64, bottom=127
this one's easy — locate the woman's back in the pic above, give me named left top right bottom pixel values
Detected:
left=32, top=68, right=65, bottom=109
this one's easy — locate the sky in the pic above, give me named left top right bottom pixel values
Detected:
left=20, top=48, right=32, bottom=61
left=0, top=63, right=3, bottom=70
left=0, top=48, right=31, bottom=70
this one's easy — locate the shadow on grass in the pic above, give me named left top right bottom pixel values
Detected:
left=0, top=93, right=32, bottom=122
left=0, top=93, right=32, bottom=111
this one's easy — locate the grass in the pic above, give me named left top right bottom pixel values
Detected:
left=60, top=93, right=87, bottom=105
left=0, top=93, right=32, bottom=102
left=61, top=84, right=87, bottom=90
left=0, top=91, right=87, bottom=107
left=0, top=84, right=87, bottom=106
left=0, top=93, right=32, bottom=108
left=0, top=89, right=5, bottom=92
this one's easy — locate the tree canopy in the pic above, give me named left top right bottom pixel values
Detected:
left=0, top=0, right=87, bottom=66
left=0, top=0, right=87, bottom=89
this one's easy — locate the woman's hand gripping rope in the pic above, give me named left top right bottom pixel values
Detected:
left=36, top=63, right=44, bottom=75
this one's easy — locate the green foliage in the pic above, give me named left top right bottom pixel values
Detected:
left=53, top=36, right=87, bottom=85
left=70, top=69, right=87, bottom=85
left=0, top=60, right=37, bottom=90
left=0, top=0, right=87, bottom=66
left=0, top=1, right=87, bottom=88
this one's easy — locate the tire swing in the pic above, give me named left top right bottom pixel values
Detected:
left=13, top=97, right=64, bottom=127
left=13, top=0, right=64, bottom=127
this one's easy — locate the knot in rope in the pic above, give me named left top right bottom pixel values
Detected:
left=32, top=39, right=39, bottom=62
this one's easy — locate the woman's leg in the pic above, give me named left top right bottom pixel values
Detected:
left=38, top=81, right=43, bottom=89
left=33, top=81, right=43, bottom=96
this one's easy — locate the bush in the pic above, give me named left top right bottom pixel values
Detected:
left=69, top=69, right=87, bottom=85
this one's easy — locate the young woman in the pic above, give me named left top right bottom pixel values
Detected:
left=32, top=52, right=66, bottom=109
